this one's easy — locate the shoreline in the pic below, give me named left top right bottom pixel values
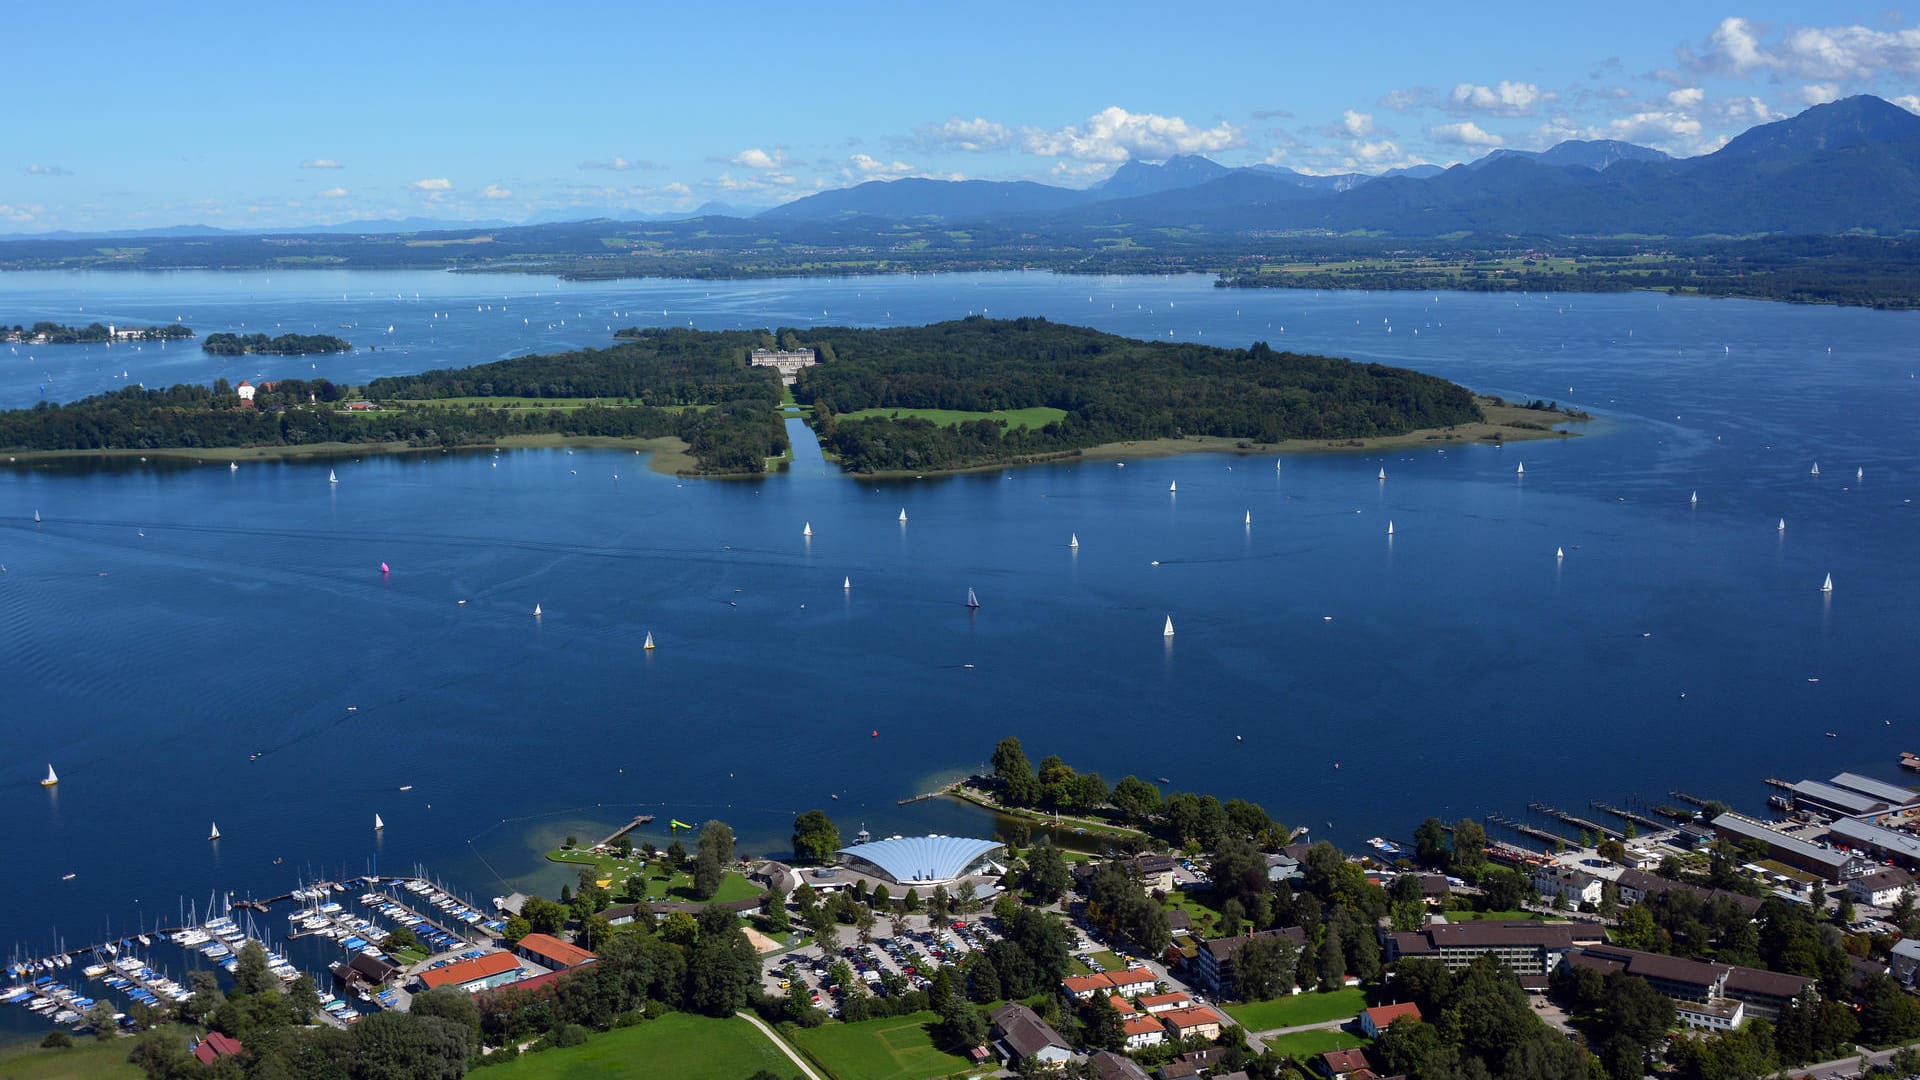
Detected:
left=0, top=434, right=702, bottom=477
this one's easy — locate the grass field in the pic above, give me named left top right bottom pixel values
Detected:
left=1158, top=889, right=1225, bottom=939
left=792, top=1010, right=978, bottom=1080
left=839, top=406, right=1068, bottom=430
left=484, top=1013, right=794, bottom=1080
left=1263, top=1028, right=1372, bottom=1060
left=0, top=1033, right=152, bottom=1080
left=544, top=849, right=763, bottom=904
left=1223, top=986, right=1367, bottom=1031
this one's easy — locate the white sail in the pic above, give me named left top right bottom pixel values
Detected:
left=1822, top=573, right=1833, bottom=593
left=1378, top=467, right=1386, bottom=481
left=1811, top=462, right=1820, bottom=476
left=1168, top=481, right=1176, bottom=493
left=1387, top=520, right=1394, bottom=536
left=1690, top=491, right=1698, bottom=505
left=229, top=462, right=237, bottom=472
left=41, top=764, right=57, bottom=786
left=843, top=576, right=851, bottom=589
left=966, top=588, right=979, bottom=608
left=533, top=603, right=542, bottom=617
left=33, top=509, right=40, bottom=522
left=328, top=469, right=337, bottom=484
left=643, top=631, right=655, bottom=650
left=208, top=823, right=220, bottom=841
left=1556, top=546, right=1565, bottom=559
left=374, top=814, right=384, bottom=830
left=1858, top=467, right=1864, bottom=480
left=1163, top=615, right=1175, bottom=637
left=1516, top=462, right=1524, bottom=475
left=1069, top=533, right=1078, bottom=548
left=803, top=522, right=812, bottom=537
left=1779, top=518, right=1786, bottom=531
left=1244, top=511, right=1251, bottom=526
left=898, top=508, right=908, bottom=522
left=1275, top=459, right=1282, bottom=472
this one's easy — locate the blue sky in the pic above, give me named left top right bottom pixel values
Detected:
left=6, top=1, right=1919, bottom=231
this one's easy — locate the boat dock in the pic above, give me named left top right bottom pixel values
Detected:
left=1763, top=777, right=1794, bottom=792
left=1668, top=789, right=1719, bottom=809
left=1527, top=802, right=1620, bottom=842
left=1488, top=812, right=1573, bottom=848
left=1589, top=801, right=1665, bottom=833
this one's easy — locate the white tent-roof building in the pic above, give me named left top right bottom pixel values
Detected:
left=834, top=834, right=1004, bottom=886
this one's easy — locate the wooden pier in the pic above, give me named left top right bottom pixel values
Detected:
left=595, top=815, right=656, bottom=849
left=1527, top=802, right=1620, bottom=842
left=1763, top=777, right=1794, bottom=791
left=1669, top=789, right=1715, bottom=809
left=1489, top=812, right=1574, bottom=848
left=1590, top=801, right=1664, bottom=832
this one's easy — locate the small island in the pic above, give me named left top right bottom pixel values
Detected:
left=201, top=331, right=353, bottom=356
left=0, top=318, right=1582, bottom=476
left=4, top=321, right=193, bottom=345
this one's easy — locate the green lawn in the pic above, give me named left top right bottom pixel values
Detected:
left=1263, top=1028, right=1372, bottom=1060
left=1223, top=986, right=1367, bottom=1031
left=839, top=406, right=1068, bottom=430
left=1088, top=950, right=1127, bottom=972
left=791, top=1010, right=978, bottom=1080
left=546, top=849, right=762, bottom=904
left=484, top=1013, right=793, bottom=1080
left=0, top=1033, right=152, bottom=1080
left=1159, top=889, right=1224, bottom=939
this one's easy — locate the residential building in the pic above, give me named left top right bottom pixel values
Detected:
left=1193, top=926, right=1306, bottom=995
left=1132, top=854, right=1178, bottom=891
left=1265, top=853, right=1304, bottom=883
left=1848, top=867, right=1915, bottom=907
left=1674, top=998, right=1746, bottom=1031
left=415, top=951, right=524, bottom=993
left=1138, top=990, right=1194, bottom=1014
left=1566, top=944, right=1814, bottom=1020
left=235, top=381, right=256, bottom=402
left=1382, top=920, right=1574, bottom=976
left=1108, top=967, right=1156, bottom=996
left=191, top=1033, right=243, bottom=1065
left=1123, top=1013, right=1167, bottom=1049
left=1612, top=869, right=1763, bottom=917
left=1359, top=1001, right=1423, bottom=1039
left=1064, top=968, right=1157, bottom=1000
left=1064, top=973, right=1120, bottom=1000
left=1160, top=1005, right=1228, bottom=1041
left=1090, top=1050, right=1153, bottom=1080
left=1313, top=1047, right=1375, bottom=1079
left=1157, top=1049, right=1231, bottom=1079
left=513, top=932, right=598, bottom=972
left=1889, top=938, right=1920, bottom=987
left=1532, top=866, right=1602, bottom=906
left=990, top=1002, right=1073, bottom=1070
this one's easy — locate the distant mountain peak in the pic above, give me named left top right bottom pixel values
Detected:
left=1470, top=139, right=1668, bottom=172
left=1713, top=93, right=1920, bottom=159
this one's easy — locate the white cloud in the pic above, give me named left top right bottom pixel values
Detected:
left=915, top=116, right=1013, bottom=152
left=1667, top=87, right=1706, bottom=108
left=1341, top=110, right=1374, bottom=137
left=1429, top=121, right=1504, bottom=147
left=300, top=159, right=343, bottom=170
left=1690, top=16, right=1920, bottom=79
left=0, top=203, right=42, bottom=223
left=1351, top=139, right=1403, bottom=163
left=579, top=157, right=656, bottom=171
left=1896, top=95, right=1920, bottom=113
left=1798, top=82, right=1842, bottom=105
left=481, top=184, right=513, bottom=199
left=1380, top=87, right=1430, bottom=111
left=319, top=187, right=348, bottom=198
left=1020, top=106, right=1241, bottom=163
left=1713, top=95, right=1786, bottom=123
left=408, top=178, right=452, bottom=191
left=730, top=148, right=787, bottom=170
left=712, top=170, right=797, bottom=193
left=1603, top=110, right=1704, bottom=145
left=848, top=154, right=915, bottom=177
left=25, top=164, right=71, bottom=176
left=1449, top=80, right=1552, bottom=116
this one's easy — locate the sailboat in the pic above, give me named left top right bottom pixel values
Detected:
left=898, top=508, right=908, bottom=523
left=1275, top=459, right=1282, bottom=472
left=1516, top=462, right=1524, bottom=476
left=1779, top=518, right=1787, bottom=531
left=843, top=576, right=851, bottom=589
left=1821, top=573, right=1833, bottom=593
left=328, top=469, right=337, bottom=485
left=643, top=631, right=655, bottom=650
left=1858, top=467, right=1865, bottom=480
left=1378, top=467, right=1386, bottom=481
left=965, top=588, right=980, bottom=609
left=1169, top=481, right=1177, bottom=493
left=1690, top=491, right=1697, bottom=506
left=1556, top=546, right=1565, bottom=560
left=32, top=509, right=39, bottom=523
left=1244, top=511, right=1251, bottom=526
left=803, top=522, right=812, bottom=538
left=1811, top=462, right=1820, bottom=476
left=208, top=823, right=221, bottom=841
left=373, top=814, right=384, bottom=831
left=1069, top=533, right=1079, bottom=549
left=1387, top=520, right=1395, bottom=536
left=1163, top=615, right=1175, bottom=637
left=40, top=765, right=57, bottom=787
left=229, top=462, right=238, bottom=472
left=533, top=603, right=542, bottom=617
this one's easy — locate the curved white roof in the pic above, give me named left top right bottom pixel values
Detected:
left=836, top=835, right=1002, bottom=884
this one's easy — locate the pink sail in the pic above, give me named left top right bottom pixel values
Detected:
left=380, top=562, right=390, bottom=574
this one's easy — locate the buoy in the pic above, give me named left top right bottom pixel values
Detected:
left=870, top=730, right=878, bottom=738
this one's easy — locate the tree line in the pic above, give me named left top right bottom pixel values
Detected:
left=5, top=321, right=193, bottom=344
left=202, top=332, right=353, bottom=356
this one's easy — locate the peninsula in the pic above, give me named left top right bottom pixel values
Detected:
left=5, top=321, right=193, bottom=345
left=0, top=318, right=1581, bottom=476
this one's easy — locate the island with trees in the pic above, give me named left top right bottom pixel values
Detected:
left=0, top=318, right=1580, bottom=479
left=200, top=331, right=353, bottom=356
left=4, top=321, right=193, bottom=344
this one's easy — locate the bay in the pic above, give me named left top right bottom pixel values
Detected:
left=3, top=268, right=1918, bottom=992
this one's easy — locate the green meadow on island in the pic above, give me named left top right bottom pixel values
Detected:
left=0, top=317, right=1583, bottom=477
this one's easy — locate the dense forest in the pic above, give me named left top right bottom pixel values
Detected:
left=4, top=321, right=193, bottom=344
left=201, top=332, right=353, bottom=356
left=792, top=317, right=1482, bottom=473
left=0, top=329, right=790, bottom=475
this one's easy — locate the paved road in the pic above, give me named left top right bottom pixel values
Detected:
left=740, top=1009, right=826, bottom=1080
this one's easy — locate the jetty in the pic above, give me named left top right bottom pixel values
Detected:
left=596, top=814, right=657, bottom=849
left=1762, top=777, right=1794, bottom=792
left=1528, top=802, right=1620, bottom=841
left=1668, top=789, right=1719, bottom=810
left=1590, top=801, right=1664, bottom=832
left=1488, top=811, right=1573, bottom=848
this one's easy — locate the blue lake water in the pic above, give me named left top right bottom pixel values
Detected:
left=3, top=269, right=1919, bottom=999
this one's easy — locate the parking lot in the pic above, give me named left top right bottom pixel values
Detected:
left=761, top=912, right=1006, bottom=1018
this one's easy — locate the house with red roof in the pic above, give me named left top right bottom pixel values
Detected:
left=1359, top=1001, right=1423, bottom=1038
left=415, top=950, right=524, bottom=993
left=191, top=1032, right=243, bottom=1064
left=1121, top=1013, right=1165, bottom=1049
left=1314, top=1047, right=1376, bottom=1079
left=514, top=932, right=597, bottom=972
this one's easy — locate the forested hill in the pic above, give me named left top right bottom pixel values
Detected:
left=794, top=316, right=1483, bottom=473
